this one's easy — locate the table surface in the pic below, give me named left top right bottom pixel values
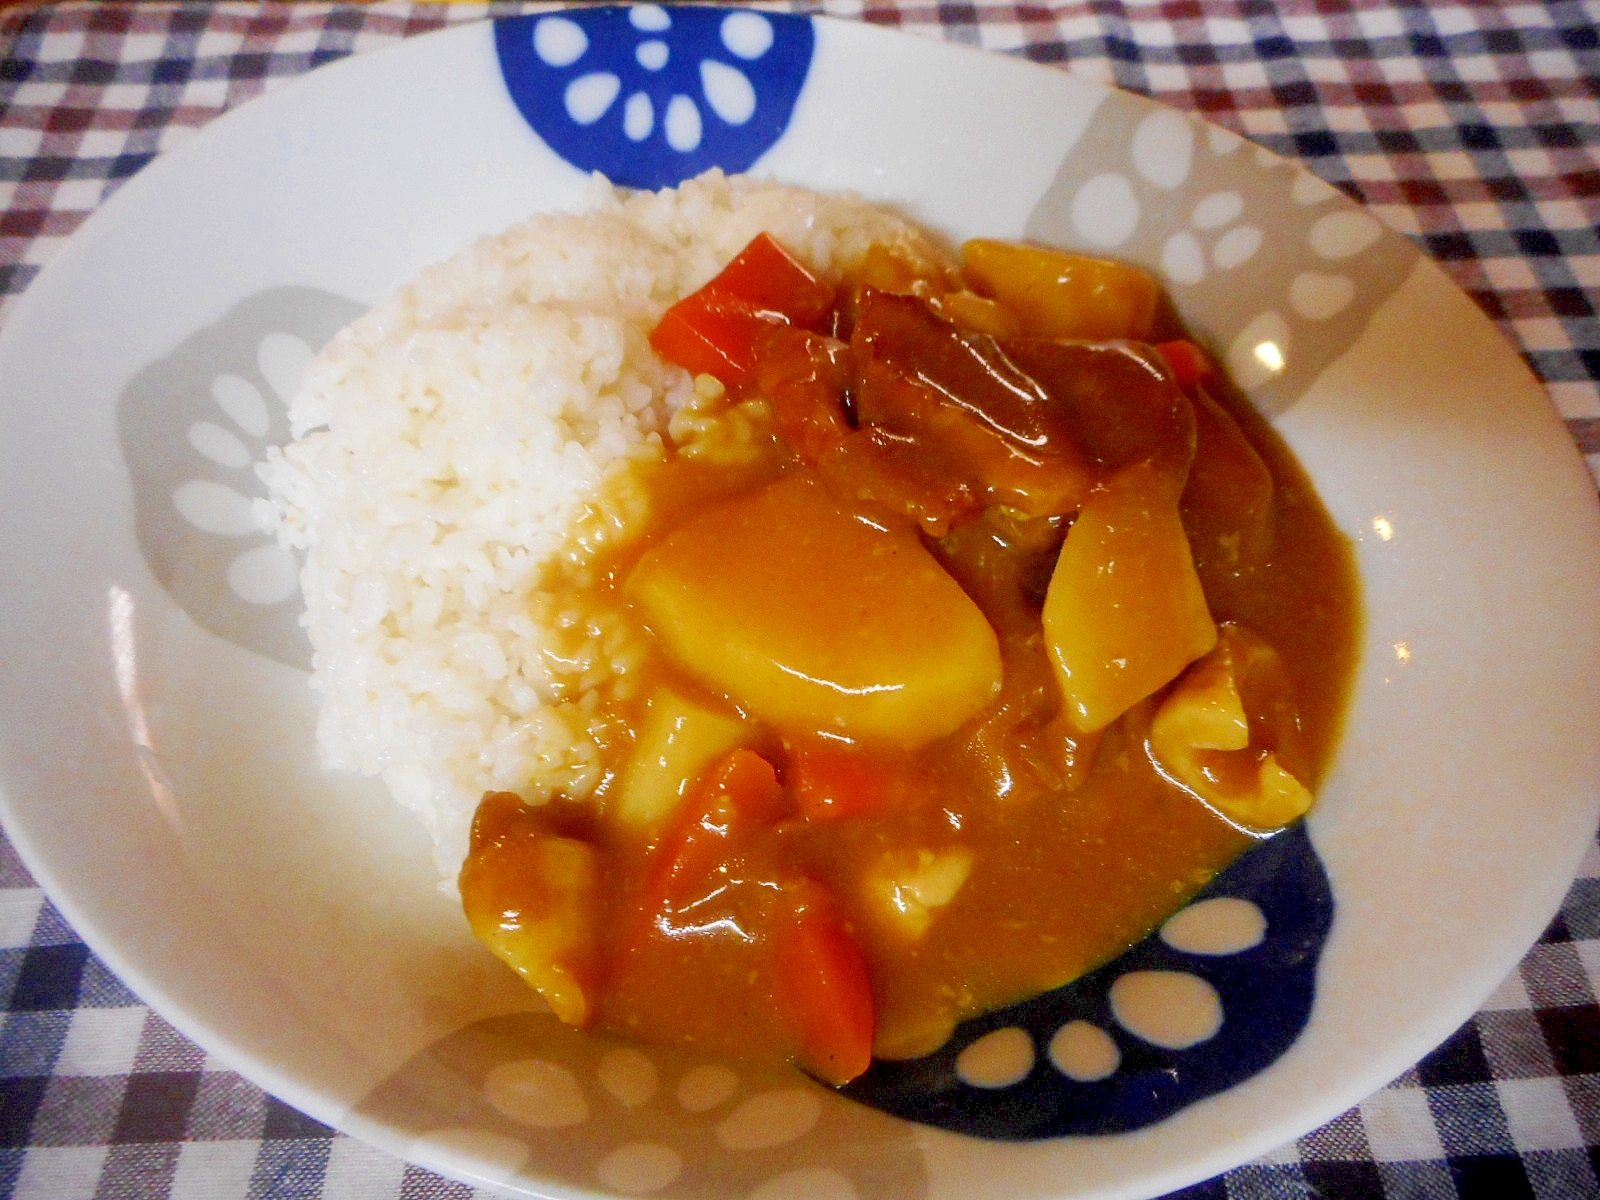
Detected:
left=2, top=1, right=1598, bottom=1197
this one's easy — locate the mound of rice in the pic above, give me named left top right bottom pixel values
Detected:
left=260, top=171, right=945, bottom=876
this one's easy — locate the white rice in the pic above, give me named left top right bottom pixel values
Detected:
left=260, top=170, right=945, bottom=875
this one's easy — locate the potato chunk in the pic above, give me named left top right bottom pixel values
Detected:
left=626, top=475, right=1002, bottom=746
left=960, top=239, right=1159, bottom=341
left=1043, top=459, right=1217, bottom=732
left=612, top=688, right=750, bottom=837
left=862, top=846, right=974, bottom=940
left=459, top=793, right=601, bottom=1027
left=1147, top=625, right=1313, bottom=831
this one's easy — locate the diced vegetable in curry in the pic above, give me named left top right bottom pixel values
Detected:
left=458, top=230, right=1360, bottom=1085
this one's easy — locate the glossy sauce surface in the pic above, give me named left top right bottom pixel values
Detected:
left=460, top=237, right=1361, bottom=1076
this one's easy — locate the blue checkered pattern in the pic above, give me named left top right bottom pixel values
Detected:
left=3, top=2, right=1598, bottom=1197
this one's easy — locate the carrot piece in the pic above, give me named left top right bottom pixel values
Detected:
left=1155, top=339, right=1214, bottom=389
left=787, top=740, right=904, bottom=821
left=649, top=233, right=835, bottom=389
left=643, top=749, right=786, bottom=914
left=649, top=294, right=769, bottom=388
left=777, top=881, right=876, bottom=1085
left=707, top=232, right=835, bottom=329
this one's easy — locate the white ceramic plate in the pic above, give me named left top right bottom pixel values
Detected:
left=2, top=9, right=1599, bottom=1198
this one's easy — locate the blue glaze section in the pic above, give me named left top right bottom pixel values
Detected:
left=843, top=823, right=1333, bottom=1138
left=494, top=7, right=814, bottom=189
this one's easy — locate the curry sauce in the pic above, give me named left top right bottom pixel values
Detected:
left=458, top=232, right=1360, bottom=1084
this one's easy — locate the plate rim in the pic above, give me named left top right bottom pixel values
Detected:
left=1, top=8, right=1598, bottom=1198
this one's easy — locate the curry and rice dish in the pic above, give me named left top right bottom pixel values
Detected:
left=264, top=172, right=1358, bottom=1088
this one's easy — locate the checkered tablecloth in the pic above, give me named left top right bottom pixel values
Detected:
left=2, top=1, right=1598, bottom=1197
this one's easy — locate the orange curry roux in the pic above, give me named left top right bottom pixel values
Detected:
left=458, top=233, right=1360, bottom=1085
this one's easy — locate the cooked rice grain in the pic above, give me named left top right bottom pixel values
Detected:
left=260, top=171, right=944, bottom=875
